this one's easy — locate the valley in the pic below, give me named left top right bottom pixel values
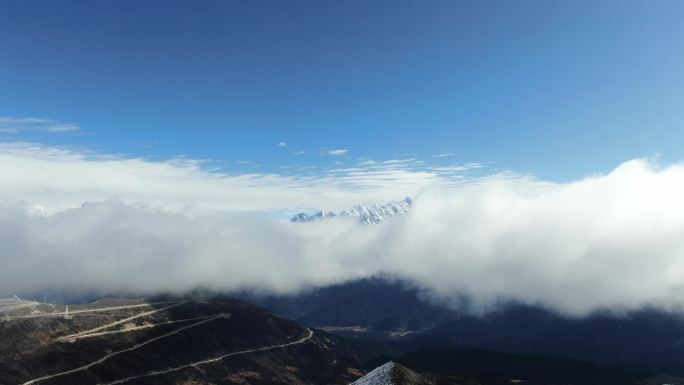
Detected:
left=3, top=290, right=684, bottom=385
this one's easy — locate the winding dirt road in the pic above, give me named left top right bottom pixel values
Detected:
left=101, top=328, right=315, bottom=385
left=19, top=298, right=314, bottom=385
left=56, top=300, right=188, bottom=342
left=21, top=313, right=230, bottom=385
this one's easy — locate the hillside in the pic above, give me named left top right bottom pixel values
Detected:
left=0, top=296, right=364, bottom=385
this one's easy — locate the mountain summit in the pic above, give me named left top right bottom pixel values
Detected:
left=291, top=196, right=412, bottom=224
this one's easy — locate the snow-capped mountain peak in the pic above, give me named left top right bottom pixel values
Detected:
left=290, top=196, right=412, bottom=224
left=290, top=210, right=336, bottom=222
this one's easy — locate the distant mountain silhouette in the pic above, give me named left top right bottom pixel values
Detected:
left=245, top=277, right=684, bottom=377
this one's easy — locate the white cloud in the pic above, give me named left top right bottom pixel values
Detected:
left=428, top=163, right=483, bottom=173
left=0, top=142, right=437, bottom=214
left=383, top=158, right=415, bottom=165
left=2, top=142, right=684, bottom=316
left=328, top=149, right=348, bottom=156
left=0, top=117, right=80, bottom=134
left=278, top=142, right=287, bottom=147
left=433, top=153, right=454, bottom=158
left=293, top=150, right=305, bottom=155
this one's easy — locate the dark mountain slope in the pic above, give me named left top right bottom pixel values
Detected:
left=390, top=345, right=672, bottom=385
left=0, top=296, right=364, bottom=385
left=244, top=277, right=457, bottom=332
left=405, top=304, right=684, bottom=376
left=336, top=332, right=683, bottom=385
left=246, top=278, right=684, bottom=376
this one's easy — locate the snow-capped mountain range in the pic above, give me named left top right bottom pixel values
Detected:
left=290, top=196, right=412, bottom=225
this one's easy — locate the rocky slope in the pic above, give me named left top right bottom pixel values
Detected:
left=351, top=361, right=467, bottom=385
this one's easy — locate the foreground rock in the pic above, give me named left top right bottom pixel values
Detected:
left=352, top=361, right=467, bottom=385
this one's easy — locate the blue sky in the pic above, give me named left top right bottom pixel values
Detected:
left=1, top=0, right=684, bottom=181
left=5, top=1, right=684, bottom=308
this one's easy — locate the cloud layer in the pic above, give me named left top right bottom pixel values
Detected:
left=2, top=143, right=684, bottom=315
left=0, top=143, right=449, bottom=214
left=0, top=117, right=80, bottom=134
